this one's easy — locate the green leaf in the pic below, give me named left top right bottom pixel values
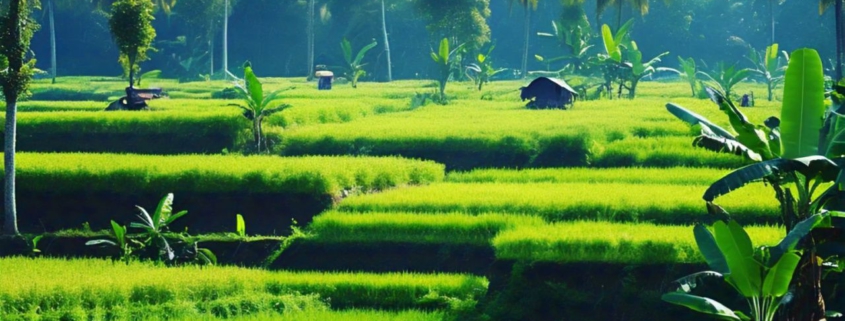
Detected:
left=438, top=38, right=450, bottom=65
left=164, top=210, right=188, bottom=226
left=85, top=239, right=117, bottom=246
left=713, top=220, right=760, bottom=297
left=666, top=103, right=736, bottom=139
left=762, top=251, right=801, bottom=297
left=703, top=156, right=838, bottom=201
left=341, top=38, right=353, bottom=64
left=153, top=193, right=174, bottom=227
left=601, top=24, right=620, bottom=62
left=244, top=64, right=264, bottom=112
left=198, top=248, right=217, bottom=265
left=768, top=213, right=824, bottom=266
left=694, top=224, right=730, bottom=274
left=661, top=293, right=741, bottom=320
left=354, top=41, right=378, bottom=66
left=111, top=220, right=126, bottom=247
left=692, top=133, right=763, bottom=162
left=706, top=87, right=773, bottom=159
left=781, top=48, right=826, bottom=159
left=236, top=214, right=246, bottom=237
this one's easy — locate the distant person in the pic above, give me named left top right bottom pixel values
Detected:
left=315, top=65, right=333, bottom=90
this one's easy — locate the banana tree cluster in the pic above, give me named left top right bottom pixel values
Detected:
left=598, top=19, right=668, bottom=99
left=465, top=45, right=507, bottom=91
left=698, top=62, right=751, bottom=99
left=747, top=43, right=789, bottom=101
left=667, top=48, right=845, bottom=320
left=536, top=22, right=594, bottom=75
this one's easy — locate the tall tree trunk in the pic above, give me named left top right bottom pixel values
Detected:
left=209, top=35, right=214, bottom=77
left=521, top=7, right=530, bottom=78
left=223, top=0, right=229, bottom=78
left=48, top=0, right=56, bottom=84
left=381, top=0, right=392, bottom=82
left=3, top=0, right=23, bottom=236
left=770, top=0, right=775, bottom=43
left=837, top=0, right=843, bottom=80
left=128, top=55, right=136, bottom=88
left=616, top=0, right=623, bottom=29
left=307, top=0, right=315, bottom=80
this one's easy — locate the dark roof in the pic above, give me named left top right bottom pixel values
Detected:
left=525, top=77, right=578, bottom=95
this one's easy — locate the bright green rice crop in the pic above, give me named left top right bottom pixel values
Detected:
left=0, top=257, right=487, bottom=317
left=8, top=153, right=444, bottom=195
left=447, top=167, right=732, bottom=185
left=309, top=211, right=545, bottom=245
left=177, top=310, right=444, bottom=321
left=337, top=182, right=781, bottom=225
left=492, top=221, right=785, bottom=263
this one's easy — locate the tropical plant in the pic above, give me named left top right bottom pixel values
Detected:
left=24, top=234, right=43, bottom=256
left=430, top=38, right=465, bottom=102
left=86, top=220, right=136, bottom=264
left=129, top=193, right=187, bottom=262
left=466, top=45, right=507, bottom=91
left=671, top=48, right=845, bottom=320
left=698, top=62, right=751, bottom=99
left=659, top=56, right=702, bottom=97
left=340, top=38, right=378, bottom=88
left=109, top=0, right=156, bottom=88
left=663, top=215, right=824, bottom=321
left=747, top=43, right=788, bottom=101
left=620, top=41, right=668, bottom=99
left=596, top=19, right=634, bottom=98
left=595, top=0, right=672, bottom=28
left=537, top=21, right=593, bottom=74
left=1, top=0, right=39, bottom=235
left=231, top=61, right=293, bottom=152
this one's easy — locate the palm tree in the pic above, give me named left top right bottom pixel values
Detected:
left=509, top=0, right=539, bottom=78
left=822, top=0, right=844, bottom=80
left=596, top=0, right=671, bottom=29
left=381, top=0, right=392, bottom=82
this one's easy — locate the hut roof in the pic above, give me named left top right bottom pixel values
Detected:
left=526, top=77, right=578, bottom=96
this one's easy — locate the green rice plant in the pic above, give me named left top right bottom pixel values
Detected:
left=309, top=211, right=544, bottom=245
left=447, top=167, right=732, bottom=185
left=0, top=257, right=488, bottom=316
left=337, top=182, right=782, bottom=225
left=492, top=221, right=784, bottom=263
left=8, top=153, right=444, bottom=196
left=180, top=309, right=444, bottom=321
left=592, top=136, right=752, bottom=168
left=1, top=110, right=247, bottom=154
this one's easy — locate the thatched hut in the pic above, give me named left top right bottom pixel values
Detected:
left=520, top=77, right=578, bottom=109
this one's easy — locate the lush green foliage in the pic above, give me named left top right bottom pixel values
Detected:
left=109, top=0, right=156, bottom=86
left=232, top=62, right=293, bottom=152
left=337, top=182, right=781, bottom=225
left=0, top=257, right=487, bottom=318
left=341, top=38, right=378, bottom=88
left=309, top=211, right=544, bottom=245
left=6, top=153, right=444, bottom=195
left=492, top=221, right=784, bottom=263
left=447, top=167, right=731, bottom=185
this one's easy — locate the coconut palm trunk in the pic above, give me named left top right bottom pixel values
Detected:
left=223, top=0, right=229, bottom=78
left=770, top=0, right=776, bottom=43
left=521, top=7, right=530, bottom=77
left=381, top=0, right=392, bottom=82
left=48, top=0, right=56, bottom=84
left=838, top=0, right=844, bottom=80
left=306, top=0, right=315, bottom=80
left=3, top=0, right=23, bottom=236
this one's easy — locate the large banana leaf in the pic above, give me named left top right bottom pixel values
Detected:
left=601, top=24, right=620, bottom=62
left=706, top=87, right=774, bottom=159
left=761, top=251, right=801, bottom=297
left=781, top=48, right=826, bottom=159
left=354, top=41, right=378, bottom=65
left=439, top=38, right=450, bottom=65
left=693, top=130, right=762, bottom=162
left=713, top=220, right=760, bottom=298
left=341, top=38, right=353, bottom=64
left=703, top=155, right=839, bottom=201
left=820, top=93, right=845, bottom=157
left=662, top=293, right=742, bottom=321
left=244, top=63, right=263, bottom=111
left=768, top=213, right=824, bottom=265
left=665, top=103, right=735, bottom=139
left=694, top=224, right=730, bottom=274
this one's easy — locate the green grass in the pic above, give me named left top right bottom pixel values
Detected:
left=492, top=221, right=785, bottom=263
left=337, top=182, right=781, bottom=225
left=0, top=257, right=487, bottom=318
left=447, top=166, right=732, bottom=185
left=8, top=153, right=443, bottom=195
left=178, top=310, right=444, bottom=321
left=309, top=211, right=544, bottom=245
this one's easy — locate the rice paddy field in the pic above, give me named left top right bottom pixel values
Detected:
left=0, top=77, right=807, bottom=320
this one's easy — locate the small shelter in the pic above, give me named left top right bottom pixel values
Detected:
left=520, top=77, right=578, bottom=109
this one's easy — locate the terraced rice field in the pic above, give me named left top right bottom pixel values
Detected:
left=0, top=77, right=802, bottom=320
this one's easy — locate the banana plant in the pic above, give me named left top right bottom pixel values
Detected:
left=231, top=61, right=293, bottom=152
left=698, top=62, right=752, bottom=99
left=341, top=38, right=377, bottom=88
left=430, top=38, right=465, bottom=102
left=130, top=193, right=188, bottom=262
left=664, top=215, right=825, bottom=321
left=86, top=220, right=136, bottom=264
left=600, top=19, right=634, bottom=64
left=690, top=49, right=845, bottom=320
left=658, top=56, right=702, bottom=98
left=747, top=43, right=788, bottom=101
left=466, top=45, right=507, bottom=91
left=622, top=41, right=668, bottom=99
left=537, top=22, right=593, bottom=74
